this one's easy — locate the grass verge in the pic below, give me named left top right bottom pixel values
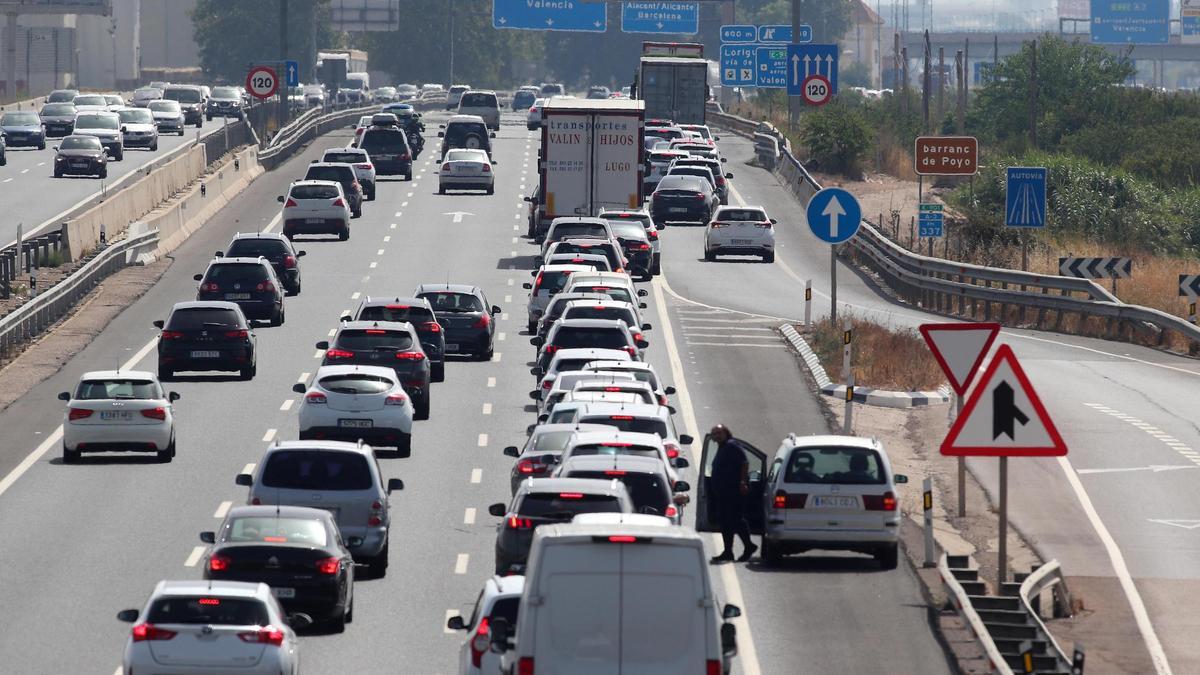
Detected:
left=803, top=316, right=945, bottom=391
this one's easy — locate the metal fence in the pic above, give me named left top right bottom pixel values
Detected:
left=0, top=229, right=66, bottom=300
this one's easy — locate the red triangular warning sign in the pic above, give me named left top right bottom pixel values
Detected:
left=919, top=322, right=1000, bottom=396
left=941, top=344, right=1067, bottom=457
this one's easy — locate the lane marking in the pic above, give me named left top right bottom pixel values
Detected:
left=351, top=291, right=361, bottom=300
left=313, top=350, right=324, bottom=359
left=464, top=507, right=476, bottom=525
left=394, top=211, right=402, bottom=217
left=262, top=428, right=276, bottom=442
left=369, top=261, right=378, bottom=269
left=504, top=294, right=512, bottom=303
left=478, top=433, right=488, bottom=447
left=684, top=341, right=786, bottom=348
left=487, top=377, right=496, bottom=388
left=279, top=399, right=293, bottom=411
left=297, top=372, right=309, bottom=383
left=390, top=223, right=397, bottom=229
left=214, top=501, right=233, bottom=518
left=507, top=278, right=514, bottom=286
left=454, top=553, right=469, bottom=575
left=377, top=249, right=385, bottom=256
left=498, top=332, right=506, bottom=342
left=443, top=609, right=459, bottom=634
left=183, top=546, right=205, bottom=567
left=383, top=235, right=391, bottom=242
left=482, top=403, right=493, bottom=415
left=492, top=352, right=502, bottom=362
left=327, top=328, right=336, bottom=337
left=470, top=468, right=482, bottom=484
left=241, top=463, right=256, bottom=475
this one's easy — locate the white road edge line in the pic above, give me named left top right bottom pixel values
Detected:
left=454, top=553, right=469, bottom=575
left=183, top=546, right=205, bottom=567
left=464, top=507, right=477, bottom=525
left=214, top=501, right=233, bottom=519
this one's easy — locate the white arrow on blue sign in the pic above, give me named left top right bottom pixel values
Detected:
left=284, top=59, right=300, bottom=87
left=807, top=187, right=862, bottom=244
left=492, top=0, right=607, bottom=32
left=720, top=24, right=757, bottom=43
left=787, top=43, right=838, bottom=96
left=621, top=2, right=700, bottom=35
left=1005, top=167, right=1047, bottom=228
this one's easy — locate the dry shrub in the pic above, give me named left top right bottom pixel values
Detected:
left=803, top=316, right=945, bottom=391
left=876, top=134, right=917, bottom=181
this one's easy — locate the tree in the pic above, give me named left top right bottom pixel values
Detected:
left=736, top=0, right=852, bottom=44
left=190, top=0, right=339, bottom=84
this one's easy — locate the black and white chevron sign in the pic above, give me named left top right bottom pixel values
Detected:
left=1180, top=274, right=1200, bottom=297
left=1058, top=256, right=1132, bottom=280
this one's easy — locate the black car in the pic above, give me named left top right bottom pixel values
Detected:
left=648, top=174, right=718, bottom=226
left=155, top=301, right=257, bottom=380
left=512, top=89, right=536, bottom=111
left=205, top=86, right=245, bottom=120
left=348, top=297, right=446, bottom=382
left=317, top=321, right=432, bottom=420
left=194, top=257, right=286, bottom=326
left=414, top=284, right=501, bottom=361
left=0, top=111, right=46, bottom=149
left=0, top=131, right=5, bottom=166
left=438, top=115, right=493, bottom=159
left=200, top=506, right=354, bottom=631
left=162, top=85, right=205, bottom=127
left=604, top=220, right=654, bottom=280
left=39, top=102, right=77, bottom=136
left=220, top=233, right=305, bottom=296
left=357, top=126, right=413, bottom=180
left=52, top=135, right=107, bottom=178
left=304, top=162, right=363, bottom=217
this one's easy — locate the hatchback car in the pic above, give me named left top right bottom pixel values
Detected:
left=603, top=220, right=654, bottom=280
left=536, top=370, right=637, bottom=416
left=194, top=257, right=285, bottom=326
left=534, top=291, right=609, bottom=341
left=512, top=89, right=537, bottom=112
left=304, top=161, right=363, bottom=217
left=439, top=115, right=494, bottom=158
left=558, top=299, right=648, bottom=341
left=47, top=88, right=78, bottom=103
left=599, top=209, right=661, bottom=274
left=321, top=146, right=377, bottom=199
left=649, top=174, right=718, bottom=226
left=558, top=454, right=688, bottom=523
left=59, top=370, right=179, bottom=463
left=237, top=440, right=405, bottom=577
left=414, top=283, right=500, bottom=360
left=347, top=297, right=447, bottom=382
left=0, top=111, right=45, bottom=149
left=39, top=102, right=77, bottom=136
left=155, top=301, right=257, bottom=380
left=539, top=218, right=615, bottom=257
left=317, top=321, right=432, bottom=420
left=502, top=423, right=613, bottom=493
left=704, top=205, right=777, bottom=263
left=116, top=107, right=159, bottom=151
left=220, top=233, right=305, bottom=296
left=200, top=506, right=354, bottom=631
left=148, top=99, right=186, bottom=135
left=52, top=135, right=107, bottom=178
left=206, top=85, right=245, bottom=120
left=582, top=360, right=675, bottom=407
left=129, top=86, right=162, bottom=108
left=526, top=97, right=546, bottom=130
left=117, top=581, right=302, bottom=675
left=280, top=180, right=352, bottom=241
left=357, top=124, right=413, bottom=180
left=569, top=401, right=694, bottom=465
left=439, top=148, right=495, bottom=194
left=295, top=365, right=415, bottom=455
left=72, top=111, right=123, bottom=160
left=534, top=318, right=644, bottom=371
left=672, top=156, right=732, bottom=204
left=523, top=263, right=593, bottom=332
left=162, top=85, right=205, bottom=127
left=449, top=575, right=524, bottom=675
left=71, top=94, right=108, bottom=113
left=541, top=238, right=626, bottom=274
left=457, top=90, right=501, bottom=130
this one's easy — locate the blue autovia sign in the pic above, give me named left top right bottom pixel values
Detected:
left=758, top=25, right=792, bottom=43
left=720, top=24, right=757, bottom=43
left=492, top=0, right=607, bottom=32
left=1005, top=167, right=1048, bottom=228
left=756, top=45, right=788, bottom=89
left=1090, top=0, right=1170, bottom=44
left=720, top=44, right=756, bottom=87
left=621, top=2, right=700, bottom=35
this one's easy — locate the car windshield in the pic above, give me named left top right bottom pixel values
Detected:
left=517, top=492, right=622, bottom=518
left=133, top=88, right=161, bottom=100
left=212, top=87, right=240, bottom=99
left=226, top=239, right=288, bottom=259
left=317, top=374, right=394, bottom=395
left=2, top=112, right=38, bottom=125
left=60, top=136, right=100, bottom=150
left=418, top=292, right=484, bottom=313
left=785, top=447, right=885, bottom=485
left=291, top=183, right=340, bottom=200
left=47, top=90, right=77, bottom=102
left=323, top=151, right=365, bottom=164
left=360, top=130, right=409, bottom=154
left=74, top=95, right=106, bottom=106
left=335, top=329, right=415, bottom=351
left=149, top=100, right=181, bottom=112
left=571, top=471, right=669, bottom=513
left=117, top=109, right=153, bottom=124
left=104, top=96, right=123, bottom=105
left=42, top=103, right=75, bottom=116
left=204, top=263, right=269, bottom=283
left=261, top=450, right=373, bottom=491
left=446, top=150, right=487, bottom=162
left=166, top=307, right=242, bottom=329
left=551, top=327, right=628, bottom=350
left=716, top=209, right=768, bottom=222
left=225, top=516, right=328, bottom=546
left=163, top=88, right=201, bottom=103
left=460, top=93, right=497, bottom=107
left=146, top=597, right=269, bottom=626
left=580, top=415, right=668, bottom=437
left=75, top=114, right=117, bottom=130
left=75, top=379, right=160, bottom=400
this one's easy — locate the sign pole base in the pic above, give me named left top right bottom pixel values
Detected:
left=999, top=455, right=1009, bottom=584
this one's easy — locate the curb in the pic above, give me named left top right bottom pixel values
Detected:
left=779, top=324, right=832, bottom=388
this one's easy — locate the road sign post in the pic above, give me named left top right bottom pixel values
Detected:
left=842, top=321, right=853, bottom=433
left=1006, top=167, right=1048, bottom=228
left=807, top=187, right=861, bottom=323
left=621, top=2, right=700, bottom=34
left=918, top=203, right=943, bottom=238
left=804, top=279, right=812, bottom=328
left=787, top=44, right=839, bottom=98
left=922, top=477, right=935, bottom=567
left=492, top=0, right=607, bottom=32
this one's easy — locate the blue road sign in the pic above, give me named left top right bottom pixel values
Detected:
left=756, top=45, right=788, bottom=88
left=721, top=44, right=757, bottom=87
left=758, top=25, right=792, bottom=43
left=493, top=0, right=607, bottom=32
left=1005, top=167, right=1048, bottom=228
left=720, top=24, right=757, bottom=43
left=787, top=43, right=839, bottom=96
left=1090, top=0, right=1169, bottom=44
left=284, top=59, right=300, bottom=87
left=807, top=187, right=862, bottom=244
left=919, top=205, right=944, bottom=238
left=621, top=2, right=699, bottom=34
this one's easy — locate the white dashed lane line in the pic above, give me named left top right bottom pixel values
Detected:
left=487, top=377, right=496, bottom=388
left=464, top=508, right=476, bottom=525
left=470, top=468, right=482, bottom=484
left=183, top=546, right=205, bottom=567
left=482, top=403, right=493, bottom=415
left=214, top=501, right=232, bottom=519
left=454, top=554, right=469, bottom=575
left=477, top=433, right=488, bottom=447
left=297, top=372, right=309, bottom=383
left=279, top=400, right=293, bottom=411
left=262, top=428, right=276, bottom=442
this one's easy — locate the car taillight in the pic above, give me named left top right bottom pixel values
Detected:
left=355, top=162, right=372, bottom=170
left=422, top=321, right=442, bottom=333
left=604, top=470, right=627, bottom=476
left=369, top=500, right=384, bottom=527
left=756, top=221, right=773, bottom=228
left=208, top=554, right=230, bottom=572
left=284, top=198, right=297, bottom=208
left=385, top=393, right=407, bottom=406
left=470, top=616, right=491, bottom=667
left=325, top=348, right=354, bottom=359
left=68, top=408, right=93, bottom=421
left=710, top=222, right=728, bottom=229
left=305, top=392, right=327, bottom=404
left=140, top=407, right=167, bottom=421
left=251, top=497, right=261, bottom=505
left=706, top=659, right=721, bottom=675
left=517, top=458, right=547, bottom=475
left=131, top=624, right=176, bottom=642
left=610, top=415, right=633, bottom=421
left=664, top=443, right=680, bottom=459
left=863, top=491, right=897, bottom=511
left=160, top=330, right=184, bottom=340
left=773, top=490, right=807, bottom=509
left=694, top=193, right=706, bottom=200
left=238, top=627, right=285, bottom=646
left=559, top=492, right=584, bottom=499
left=607, top=535, right=639, bottom=543
left=518, top=656, right=535, bottom=675
left=283, top=255, right=297, bottom=269
left=632, top=242, right=650, bottom=250
left=529, top=107, right=538, bottom=113
left=315, top=557, right=340, bottom=575
left=332, top=198, right=346, bottom=207
left=623, top=346, right=636, bottom=355
left=648, top=230, right=658, bottom=240
left=482, top=164, right=491, bottom=173
left=400, top=153, right=410, bottom=160
left=472, top=313, right=491, bottom=328
left=442, top=162, right=451, bottom=171
left=717, top=176, right=726, bottom=185
left=507, top=516, right=533, bottom=529
left=395, top=351, right=426, bottom=361
left=255, top=280, right=275, bottom=293
left=541, top=379, right=553, bottom=390
left=666, top=505, right=678, bottom=518
left=202, top=282, right=220, bottom=292
left=544, top=345, right=558, bottom=355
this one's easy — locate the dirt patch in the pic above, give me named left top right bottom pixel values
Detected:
left=801, top=317, right=945, bottom=391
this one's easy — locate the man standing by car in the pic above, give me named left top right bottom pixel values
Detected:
left=709, top=424, right=757, bottom=563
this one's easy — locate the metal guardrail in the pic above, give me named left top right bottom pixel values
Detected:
left=0, top=229, right=159, bottom=359
left=258, top=104, right=377, bottom=170
left=706, top=107, right=1200, bottom=350
left=939, top=554, right=1014, bottom=675
left=1019, top=560, right=1074, bottom=671
left=0, top=230, right=66, bottom=299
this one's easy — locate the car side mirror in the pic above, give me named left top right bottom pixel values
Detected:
left=894, top=474, right=908, bottom=484
left=637, top=289, right=648, bottom=297
left=714, top=135, right=721, bottom=141
left=387, top=478, right=405, bottom=493
left=673, top=480, right=691, bottom=492
left=668, top=405, right=678, bottom=414
left=641, top=323, right=652, bottom=331
left=723, top=603, right=742, bottom=619
left=725, top=173, right=734, bottom=179
left=192, top=274, right=203, bottom=281
left=491, top=305, right=501, bottom=314
left=721, top=622, right=738, bottom=656
left=488, top=503, right=507, bottom=517
left=503, top=445, right=520, bottom=458
left=489, top=616, right=511, bottom=653
left=490, top=131, right=497, bottom=138
left=446, top=615, right=466, bottom=631
left=523, top=196, right=532, bottom=202
left=639, top=302, right=647, bottom=309
left=199, top=531, right=215, bottom=544
left=57, top=391, right=70, bottom=401
left=437, top=131, right=444, bottom=137
left=339, top=314, right=351, bottom=323
left=665, top=386, right=677, bottom=396
left=235, top=473, right=253, bottom=487
left=531, top=367, right=543, bottom=377
left=720, top=157, right=728, bottom=162
left=52, top=145, right=58, bottom=152
left=116, top=609, right=139, bottom=623
left=287, top=613, right=314, bottom=630
left=214, top=251, right=224, bottom=257
left=152, top=320, right=164, bottom=329
left=530, top=336, right=544, bottom=346
left=679, top=433, right=692, bottom=444
left=296, top=250, right=306, bottom=257
left=292, top=383, right=306, bottom=394
left=529, top=390, right=540, bottom=400
left=346, top=536, right=364, bottom=547
left=522, top=282, right=532, bottom=290
left=537, top=414, right=548, bottom=423
left=168, top=392, right=180, bottom=402
left=492, top=159, right=498, bottom=164
left=315, top=341, right=329, bottom=350
left=673, top=457, right=690, bottom=469
left=636, top=339, right=649, bottom=349
left=770, top=219, right=778, bottom=225
left=120, top=125, right=128, bottom=133
left=530, top=270, right=539, bottom=277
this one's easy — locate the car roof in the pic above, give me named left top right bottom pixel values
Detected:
left=716, top=205, right=767, bottom=213
left=536, top=519, right=699, bottom=542
left=550, top=217, right=609, bottom=226
left=552, top=318, right=628, bottom=330
left=489, top=574, right=526, bottom=596
left=413, top=283, right=479, bottom=295
left=780, top=434, right=884, bottom=452
left=154, top=580, right=269, bottom=600
left=307, top=162, right=355, bottom=171
left=570, top=513, right=674, bottom=528
left=324, top=146, right=366, bottom=155
left=447, top=114, right=487, bottom=123
left=516, top=476, right=628, bottom=496
left=208, top=256, right=270, bottom=267
left=551, top=348, right=631, bottom=361
left=585, top=360, right=656, bottom=373
left=576, top=402, right=668, bottom=419
left=231, top=232, right=288, bottom=242
left=313, top=364, right=399, bottom=380
left=361, top=296, right=433, bottom=308
left=550, top=372, right=636, bottom=390
left=538, top=264, right=593, bottom=273
left=530, top=422, right=613, bottom=436
left=561, top=454, right=668, bottom=474
left=225, top=504, right=337, bottom=520
left=290, top=179, right=340, bottom=188
left=170, top=300, right=243, bottom=312
left=265, top=439, right=378, bottom=457
left=80, top=369, right=155, bottom=380
left=564, top=298, right=634, bottom=310
left=568, top=429, right=663, bottom=446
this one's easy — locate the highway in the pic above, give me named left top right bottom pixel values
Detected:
left=0, top=110, right=955, bottom=674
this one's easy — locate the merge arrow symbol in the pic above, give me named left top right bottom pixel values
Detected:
left=992, top=381, right=1030, bottom=441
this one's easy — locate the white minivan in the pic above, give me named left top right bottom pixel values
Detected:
left=490, top=513, right=740, bottom=675
left=457, top=90, right=501, bottom=130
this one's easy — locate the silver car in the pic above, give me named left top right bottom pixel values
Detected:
left=321, top=146, right=377, bottom=200
left=439, top=148, right=495, bottom=194
left=116, top=107, right=159, bottom=151
left=599, top=209, right=661, bottom=276
left=527, top=97, right=546, bottom=130
left=148, top=99, right=185, bottom=135
left=72, top=111, right=124, bottom=160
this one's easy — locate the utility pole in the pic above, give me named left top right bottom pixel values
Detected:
left=937, top=46, right=945, bottom=125
left=279, top=0, right=288, bottom=126
left=449, top=0, right=456, bottom=86
left=789, top=0, right=803, bottom=129
left=1028, top=39, right=1037, bottom=149
left=922, top=30, right=931, bottom=134
left=955, top=49, right=965, bottom=134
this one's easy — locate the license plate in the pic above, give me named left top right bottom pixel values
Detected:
left=305, top=218, right=323, bottom=224
left=71, top=162, right=87, bottom=168
left=731, top=239, right=753, bottom=245
left=100, top=411, right=133, bottom=421
left=669, top=207, right=687, bottom=213
left=377, top=154, right=394, bottom=160
left=339, top=419, right=373, bottom=428
left=445, top=343, right=460, bottom=351
left=272, top=588, right=296, bottom=599
left=190, top=350, right=220, bottom=358
left=812, top=496, right=858, bottom=509
left=225, top=293, right=251, bottom=300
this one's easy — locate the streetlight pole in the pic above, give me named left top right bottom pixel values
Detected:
left=449, top=0, right=456, bottom=86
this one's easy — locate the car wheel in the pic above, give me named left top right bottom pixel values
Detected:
left=368, top=541, right=389, bottom=578
left=651, top=255, right=662, bottom=275
left=763, top=251, right=775, bottom=263
left=415, top=394, right=430, bottom=421
left=404, top=171, right=412, bottom=181
left=113, top=150, right=123, bottom=161
left=761, top=538, right=783, bottom=566
left=205, top=114, right=212, bottom=121
left=62, top=443, right=81, bottom=464
left=37, top=141, right=45, bottom=151
left=481, top=346, right=494, bottom=362
left=53, top=168, right=61, bottom=178
left=157, top=438, right=175, bottom=463
left=338, top=227, right=350, bottom=241
left=526, top=320, right=536, bottom=333
left=431, top=362, right=445, bottom=383
left=876, top=543, right=899, bottom=570
left=486, top=185, right=494, bottom=195
left=178, top=129, right=185, bottom=136
left=196, top=120, right=203, bottom=129
left=344, top=597, right=354, bottom=623
left=327, top=611, right=346, bottom=634
left=352, top=206, right=361, bottom=219
left=704, top=248, right=716, bottom=262
left=438, top=185, right=445, bottom=195
left=240, top=365, right=255, bottom=380
left=98, top=167, right=108, bottom=179
left=150, top=142, right=158, bottom=151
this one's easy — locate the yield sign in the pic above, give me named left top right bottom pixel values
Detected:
left=919, top=322, right=1000, bottom=396
left=941, top=344, right=1067, bottom=457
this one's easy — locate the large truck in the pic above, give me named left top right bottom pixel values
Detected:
left=317, top=49, right=370, bottom=102
left=637, top=41, right=708, bottom=125
left=532, top=98, right=645, bottom=239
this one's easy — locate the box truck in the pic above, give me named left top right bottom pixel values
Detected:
left=637, top=42, right=708, bottom=125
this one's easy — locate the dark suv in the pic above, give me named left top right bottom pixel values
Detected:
left=220, top=233, right=305, bottom=296
left=648, top=174, right=718, bottom=226
left=438, top=115, right=493, bottom=158
left=317, top=321, right=432, bottom=420
left=304, top=162, right=363, bottom=218
left=358, top=125, right=413, bottom=180
left=161, top=85, right=205, bottom=127
left=194, top=257, right=286, bottom=326
left=154, top=301, right=257, bottom=380
left=347, top=297, right=446, bottom=382
left=413, top=284, right=501, bottom=361
left=205, top=86, right=244, bottom=120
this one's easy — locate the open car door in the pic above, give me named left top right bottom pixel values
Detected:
left=697, top=433, right=768, bottom=534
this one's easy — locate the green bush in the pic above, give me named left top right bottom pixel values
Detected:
left=797, top=102, right=873, bottom=178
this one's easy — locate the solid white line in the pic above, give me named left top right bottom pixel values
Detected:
left=464, top=507, right=476, bottom=525
left=262, top=429, right=276, bottom=443
left=313, top=350, right=324, bottom=359
left=470, top=468, right=482, bottom=484
left=183, top=546, right=205, bottom=567
left=482, top=403, right=493, bottom=415
left=1058, top=456, right=1172, bottom=674
left=394, top=211, right=402, bottom=217
left=401, top=202, right=408, bottom=207
left=262, top=212, right=283, bottom=234
left=682, top=333, right=779, bottom=339
left=297, top=372, right=309, bottom=383
left=454, top=553, right=469, bottom=575
left=487, top=377, right=496, bottom=388
left=478, top=433, right=488, bottom=447
left=649, top=277, right=762, bottom=675
left=113, top=666, right=121, bottom=675
left=327, top=329, right=336, bottom=337
left=241, top=463, right=256, bottom=475
left=20, top=168, right=28, bottom=174
left=685, top=341, right=786, bottom=348
left=390, top=223, right=397, bottom=229
left=214, top=501, right=233, bottom=518
left=444, top=609, right=459, bottom=634
left=280, top=400, right=293, bottom=411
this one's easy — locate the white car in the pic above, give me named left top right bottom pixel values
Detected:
left=116, top=107, right=159, bottom=151
left=537, top=370, right=637, bottom=416
left=71, top=93, right=108, bottom=113
left=567, top=400, right=694, bottom=466
left=117, top=580, right=303, bottom=675
left=60, top=370, right=179, bottom=463
left=448, top=575, right=524, bottom=675
left=678, top=123, right=718, bottom=144
left=704, top=205, right=777, bottom=263
left=526, top=97, right=545, bottom=130
left=557, top=453, right=688, bottom=523
left=446, top=84, right=471, bottom=110
left=278, top=179, right=352, bottom=241
left=148, top=99, right=185, bottom=135
left=457, top=90, right=501, bottom=130
left=582, top=359, right=674, bottom=406
left=295, top=365, right=415, bottom=456
left=534, top=347, right=632, bottom=395
left=523, top=263, right=593, bottom=331
left=353, top=114, right=373, bottom=145
left=439, top=148, right=495, bottom=195
left=598, top=209, right=661, bottom=275
left=321, top=146, right=377, bottom=200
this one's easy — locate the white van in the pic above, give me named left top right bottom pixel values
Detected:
left=490, top=514, right=740, bottom=675
left=458, top=90, right=501, bottom=130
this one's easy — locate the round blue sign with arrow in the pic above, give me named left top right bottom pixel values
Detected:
left=806, top=187, right=862, bottom=244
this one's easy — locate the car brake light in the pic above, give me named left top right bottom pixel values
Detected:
left=315, top=557, right=340, bottom=575
left=132, top=623, right=177, bottom=642
left=305, top=391, right=327, bottom=404
left=140, top=407, right=167, bottom=421
left=160, top=330, right=184, bottom=340
left=695, top=193, right=705, bottom=200
left=863, top=491, right=898, bottom=511
left=470, top=616, right=491, bottom=668
left=610, top=415, right=633, bottom=420
left=198, top=598, right=221, bottom=605
left=385, top=393, right=407, bottom=406
left=604, top=470, right=627, bottom=476
left=710, top=222, right=727, bottom=229
left=558, top=492, right=584, bottom=499
left=238, top=627, right=285, bottom=646
left=284, top=198, right=297, bottom=208
left=283, top=255, right=297, bottom=268
left=395, top=351, right=425, bottom=361
left=517, top=458, right=547, bottom=475
left=366, top=329, right=387, bottom=334
left=648, top=230, right=658, bottom=240
left=202, top=282, right=220, bottom=292
left=666, top=505, right=678, bottom=518
left=529, top=107, right=538, bottom=113
left=541, top=379, right=553, bottom=389
left=442, top=162, right=451, bottom=171
left=507, top=516, right=533, bottom=529
left=607, top=535, right=638, bottom=543
left=68, top=408, right=93, bottom=420
left=544, top=345, right=558, bottom=355
left=623, top=346, right=636, bottom=355
left=603, top=442, right=633, bottom=448
left=355, top=163, right=372, bottom=170
left=664, top=443, right=680, bottom=459
left=423, top=321, right=442, bottom=333
left=603, top=386, right=622, bottom=392
left=255, top=280, right=274, bottom=293
left=472, top=313, right=491, bottom=328
left=400, top=153, right=410, bottom=160
left=707, top=659, right=721, bottom=675
left=756, top=221, right=773, bottom=228
left=208, top=554, right=230, bottom=572
left=518, top=656, right=535, bottom=675
left=482, top=164, right=491, bottom=173
left=773, top=490, right=808, bottom=509
left=332, top=197, right=346, bottom=207
left=225, top=329, right=249, bottom=339
left=325, top=348, right=354, bottom=359
left=532, top=273, right=543, bottom=290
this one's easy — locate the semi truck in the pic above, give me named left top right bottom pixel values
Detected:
left=531, top=98, right=645, bottom=239
left=637, top=41, right=708, bottom=125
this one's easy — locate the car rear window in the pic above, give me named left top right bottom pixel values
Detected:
left=163, top=87, right=201, bottom=103
left=568, top=443, right=659, bottom=459
left=305, top=166, right=354, bottom=184
left=446, top=150, right=487, bottom=162
left=564, top=306, right=633, bottom=324
left=335, top=329, right=415, bottom=351
left=227, top=239, right=288, bottom=259
left=528, top=430, right=576, bottom=454
left=74, top=95, right=106, bottom=106
left=48, top=90, right=77, bottom=102
left=167, top=307, right=242, bottom=330
left=536, top=270, right=576, bottom=293
left=606, top=222, right=647, bottom=240
left=149, top=100, right=180, bottom=112
left=551, top=327, right=628, bottom=350
left=716, top=209, right=768, bottom=222
left=204, top=263, right=269, bottom=283
left=41, top=103, right=75, bottom=116
left=552, top=224, right=607, bottom=240
left=225, top=516, right=328, bottom=546
left=460, top=93, right=497, bottom=107
left=580, top=415, right=667, bottom=437
left=445, top=122, right=488, bottom=144
left=656, top=176, right=705, bottom=192
left=418, top=292, right=484, bottom=312
left=147, top=597, right=269, bottom=626
left=317, top=374, right=394, bottom=395
left=75, top=379, right=160, bottom=400
left=117, top=109, right=154, bottom=124
left=569, top=471, right=670, bottom=514
left=291, top=183, right=340, bottom=200
left=572, top=286, right=634, bottom=304
left=361, top=129, right=409, bottom=154
left=646, top=127, right=682, bottom=140
left=551, top=358, right=596, bottom=374
left=517, top=492, right=622, bottom=518
left=76, top=114, right=118, bottom=130
left=357, top=304, right=435, bottom=324
left=323, top=152, right=365, bottom=164
left=785, top=447, right=885, bottom=485
left=261, top=450, right=374, bottom=491
left=489, top=597, right=519, bottom=624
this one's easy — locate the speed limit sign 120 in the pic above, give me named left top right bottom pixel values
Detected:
left=802, top=74, right=832, bottom=106
left=246, top=65, right=279, bottom=100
